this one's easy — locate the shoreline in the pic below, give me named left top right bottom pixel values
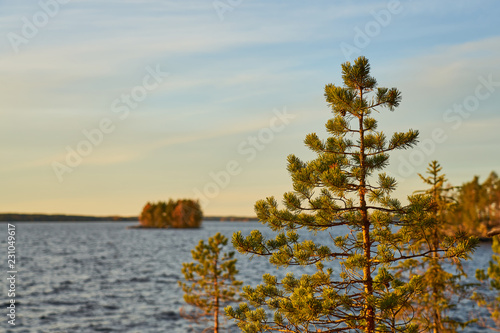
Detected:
left=0, top=213, right=258, bottom=223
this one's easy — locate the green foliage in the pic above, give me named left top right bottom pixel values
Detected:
left=394, top=161, right=478, bottom=332
left=451, top=171, right=500, bottom=237
left=225, top=57, right=477, bottom=333
left=473, top=235, right=500, bottom=329
left=179, top=233, right=242, bottom=332
left=139, top=199, right=203, bottom=228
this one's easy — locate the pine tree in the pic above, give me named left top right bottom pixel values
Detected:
left=179, top=232, right=242, bottom=333
left=225, top=56, right=477, bottom=333
left=396, top=161, right=476, bottom=332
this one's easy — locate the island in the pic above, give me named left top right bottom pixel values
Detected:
left=131, top=199, right=203, bottom=228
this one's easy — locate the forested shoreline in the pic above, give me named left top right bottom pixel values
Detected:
left=0, top=213, right=138, bottom=222
left=1, top=170, right=497, bottom=232
left=0, top=213, right=257, bottom=223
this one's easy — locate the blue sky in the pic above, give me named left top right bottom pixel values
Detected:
left=1, top=0, right=499, bottom=216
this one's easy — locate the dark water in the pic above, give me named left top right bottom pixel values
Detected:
left=0, top=221, right=495, bottom=332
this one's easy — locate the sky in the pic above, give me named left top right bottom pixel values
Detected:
left=1, top=0, right=499, bottom=217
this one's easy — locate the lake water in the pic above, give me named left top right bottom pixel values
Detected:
left=0, top=221, right=495, bottom=332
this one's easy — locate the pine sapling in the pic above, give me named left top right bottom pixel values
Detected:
left=179, top=233, right=242, bottom=332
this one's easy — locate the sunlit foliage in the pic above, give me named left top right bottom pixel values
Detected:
left=395, top=161, right=477, bottom=332
left=139, top=199, right=203, bottom=228
left=179, top=233, right=242, bottom=333
left=225, top=57, right=477, bottom=333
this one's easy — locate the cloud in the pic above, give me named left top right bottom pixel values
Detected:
left=0, top=0, right=330, bottom=115
left=1, top=0, right=498, bottom=215
left=379, top=35, right=500, bottom=126
left=10, top=110, right=291, bottom=173
left=397, top=36, right=500, bottom=83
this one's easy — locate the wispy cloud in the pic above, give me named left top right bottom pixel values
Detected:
left=1, top=0, right=499, bottom=215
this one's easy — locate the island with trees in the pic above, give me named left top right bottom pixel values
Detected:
left=134, top=199, right=203, bottom=229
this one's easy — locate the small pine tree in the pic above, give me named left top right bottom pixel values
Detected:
left=474, top=235, right=500, bottom=329
left=395, top=161, right=477, bottom=332
left=179, top=232, right=242, bottom=332
left=225, top=56, right=477, bottom=333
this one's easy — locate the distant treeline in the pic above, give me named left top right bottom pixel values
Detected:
left=0, top=214, right=137, bottom=222
left=205, top=216, right=258, bottom=222
left=0, top=213, right=258, bottom=223
left=451, top=171, right=500, bottom=237
left=2, top=169, right=498, bottom=232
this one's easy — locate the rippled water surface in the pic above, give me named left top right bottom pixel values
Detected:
left=0, top=221, right=495, bottom=332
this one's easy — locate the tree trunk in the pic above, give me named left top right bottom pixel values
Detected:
left=214, top=303, right=219, bottom=333
left=214, top=259, right=219, bottom=333
left=432, top=310, right=439, bottom=333
left=358, top=101, right=375, bottom=333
